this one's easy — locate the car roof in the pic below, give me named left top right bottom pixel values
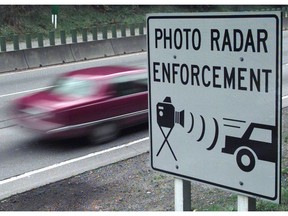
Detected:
left=64, top=66, right=144, bottom=78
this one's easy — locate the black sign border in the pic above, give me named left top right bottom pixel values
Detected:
left=147, top=13, right=282, bottom=203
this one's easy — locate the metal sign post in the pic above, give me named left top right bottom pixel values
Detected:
left=174, top=178, right=191, bottom=211
left=237, top=195, right=256, bottom=211
left=51, top=5, right=59, bottom=29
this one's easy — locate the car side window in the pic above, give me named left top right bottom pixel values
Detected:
left=113, top=73, right=147, bottom=97
left=249, top=128, right=272, bottom=143
left=51, top=77, right=95, bottom=98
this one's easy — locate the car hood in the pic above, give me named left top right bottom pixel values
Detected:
left=15, top=90, right=91, bottom=111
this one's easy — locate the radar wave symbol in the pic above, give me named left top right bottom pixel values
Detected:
left=187, top=113, right=219, bottom=151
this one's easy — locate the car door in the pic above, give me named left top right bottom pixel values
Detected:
left=106, top=72, right=148, bottom=126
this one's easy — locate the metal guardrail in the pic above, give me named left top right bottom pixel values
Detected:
left=0, top=22, right=147, bottom=53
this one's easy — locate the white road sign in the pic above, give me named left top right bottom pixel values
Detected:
left=148, top=12, right=282, bottom=203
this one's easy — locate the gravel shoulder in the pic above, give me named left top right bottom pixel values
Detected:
left=0, top=108, right=287, bottom=211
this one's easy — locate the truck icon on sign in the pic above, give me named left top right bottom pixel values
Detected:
left=222, top=123, right=277, bottom=172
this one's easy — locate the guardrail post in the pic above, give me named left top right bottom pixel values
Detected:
left=60, top=30, right=66, bottom=44
left=102, top=26, right=108, bottom=39
left=92, top=27, right=98, bottom=41
left=112, top=25, right=117, bottom=38
left=49, top=31, right=55, bottom=46
left=130, top=24, right=135, bottom=36
left=82, top=28, right=88, bottom=42
left=26, top=34, right=32, bottom=49
left=71, top=29, right=77, bottom=43
left=38, top=33, right=44, bottom=47
left=121, top=24, right=126, bottom=37
left=139, top=22, right=144, bottom=35
left=0, top=36, right=6, bottom=52
left=13, top=35, right=20, bottom=51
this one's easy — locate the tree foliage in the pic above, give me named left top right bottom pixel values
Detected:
left=0, top=6, right=28, bottom=26
left=0, top=5, right=49, bottom=30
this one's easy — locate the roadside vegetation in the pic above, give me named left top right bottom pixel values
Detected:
left=0, top=5, right=285, bottom=40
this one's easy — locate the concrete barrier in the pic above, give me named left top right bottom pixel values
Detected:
left=111, top=35, right=146, bottom=55
left=0, top=51, right=28, bottom=72
left=24, top=45, right=75, bottom=69
left=70, top=40, right=115, bottom=61
left=0, top=36, right=147, bottom=73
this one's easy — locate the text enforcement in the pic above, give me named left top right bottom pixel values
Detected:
left=155, top=28, right=268, bottom=53
left=152, top=62, right=272, bottom=93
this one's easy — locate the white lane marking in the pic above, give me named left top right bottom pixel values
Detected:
left=0, top=86, right=53, bottom=98
left=1, top=84, right=288, bottom=100
left=0, top=136, right=149, bottom=185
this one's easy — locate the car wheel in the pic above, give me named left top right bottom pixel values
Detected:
left=236, top=148, right=256, bottom=172
left=89, top=122, right=119, bottom=144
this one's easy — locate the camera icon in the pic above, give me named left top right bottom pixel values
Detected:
left=156, top=97, right=185, bottom=161
left=157, top=97, right=184, bottom=129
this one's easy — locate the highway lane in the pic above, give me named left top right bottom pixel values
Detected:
left=0, top=121, right=148, bottom=180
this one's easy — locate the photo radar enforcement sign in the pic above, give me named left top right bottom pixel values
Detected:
left=147, top=12, right=282, bottom=203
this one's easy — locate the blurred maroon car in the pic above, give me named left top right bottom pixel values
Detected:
left=12, top=66, right=148, bottom=142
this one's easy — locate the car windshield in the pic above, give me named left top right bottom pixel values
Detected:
left=51, top=76, right=95, bottom=98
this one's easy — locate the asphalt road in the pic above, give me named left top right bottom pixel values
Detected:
left=0, top=31, right=288, bottom=200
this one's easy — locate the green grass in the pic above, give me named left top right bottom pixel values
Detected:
left=256, top=188, right=288, bottom=211
left=285, top=135, right=288, bottom=143
left=200, top=194, right=238, bottom=211
left=198, top=187, right=288, bottom=211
